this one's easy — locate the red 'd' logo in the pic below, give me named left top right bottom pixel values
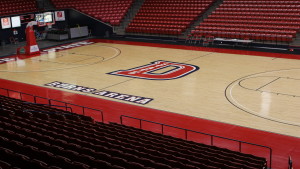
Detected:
left=108, top=60, right=199, bottom=80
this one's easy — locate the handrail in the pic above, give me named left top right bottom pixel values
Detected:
left=120, top=115, right=272, bottom=168
left=23, top=102, right=73, bottom=112
left=0, top=87, right=104, bottom=122
left=288, top=156, right=293, bottom=169
left=23, top=109, right=57, bottom=114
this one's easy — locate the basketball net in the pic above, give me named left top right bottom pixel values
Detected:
left=18, top=21, right=40, bottom=55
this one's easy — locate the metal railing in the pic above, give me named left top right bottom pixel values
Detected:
left=0, top=87, right=104, bottom=122
left=23, top=102, right=74, bottom=112
left=120, top=115, right=272, bottom=168
left=288, top=156, right=293, bottom=169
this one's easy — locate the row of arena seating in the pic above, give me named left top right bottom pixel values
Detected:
left=126, top=0, right=215, bottom=35
left=143, top=0, right=213, bottom=3
left=189, top=31, right=293, bottom=42
left=0, top=95, right=267, bottom=169
left=195, top=27, right=296, bottom=35
left=220, top=4, right=300, bottom=8
left=50, top=0, right=134, bottom=26
left=0, top=0, right=37, bottom=16
left=203, top=18, right=300, bottom=26
left=208, top=15, right=300, bottom=21
left=126, top=27, right=183, bottom=35
left=190, top=32, right=294, bottom=43
left=190, top=0, right=300, bottom=42
left=221, top=0, right=300, bottom=4
left=198, top=23, right=299, bottom=32
left=0, top=95, right=94, bottom=123
left=211, top=11, right=300, bottom=17
left=216, top=8, right=300, bottom=12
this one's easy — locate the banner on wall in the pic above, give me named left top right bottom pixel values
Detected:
left=1, top=17, right=11, bottom=29
left=55, top=11, right=65, bottom=21
left=11, top=16, right=21, bottom=28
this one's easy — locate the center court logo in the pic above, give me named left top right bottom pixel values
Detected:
left=108, top=60, right=199, bottom=80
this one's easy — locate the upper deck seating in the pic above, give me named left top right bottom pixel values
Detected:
left=126, top=0, right=216, bottom=35
left=50, top=0, right=134, bottom=26
left=190, top=0, right=300, bottom=43
left=0, top=0, right=38, bottom=16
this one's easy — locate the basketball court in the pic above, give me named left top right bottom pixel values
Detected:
left=0, top=39, right=300, bottom=137
left=0, top=39, right=300, bottom=168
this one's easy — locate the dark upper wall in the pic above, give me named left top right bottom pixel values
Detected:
left=0, top=9, right=112, bottom=45
left=67, top=9, right=112, bottom=37
left=0, top=10, right=67, bottom=44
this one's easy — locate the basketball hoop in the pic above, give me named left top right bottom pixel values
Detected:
left=16, top=21, right=40, bottom=56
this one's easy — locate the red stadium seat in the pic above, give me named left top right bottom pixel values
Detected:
left=188, top=0, right=299, bottom=42
left=125, top=0, right=216, bottom=36
left=0, top=0, right=37, bottom=16
left=50, top=0, right=133, bottom=26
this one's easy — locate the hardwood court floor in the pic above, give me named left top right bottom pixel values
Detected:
left=1, top=39, right=300, bottom=168
left=0, top=39, right=300, bottom=139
